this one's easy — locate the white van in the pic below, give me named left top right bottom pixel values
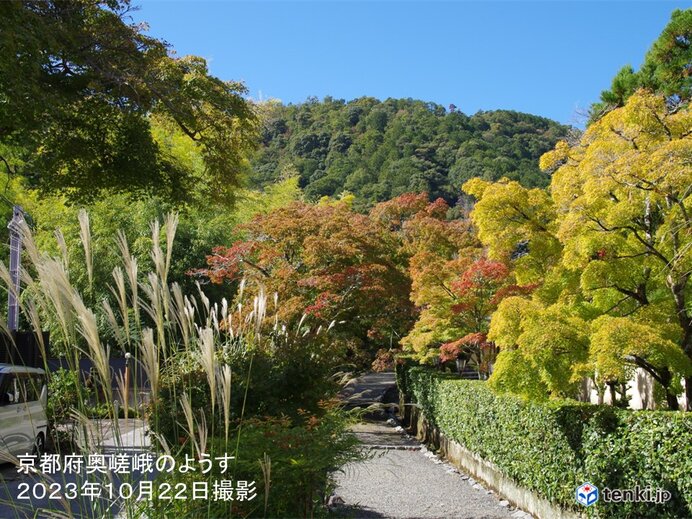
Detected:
left=0, top=364, right=48, bottom=457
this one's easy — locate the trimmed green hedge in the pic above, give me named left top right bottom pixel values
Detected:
left=398, top=365, right=692, bottom=519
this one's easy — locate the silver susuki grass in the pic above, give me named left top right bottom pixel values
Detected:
left=0, top=209, right=348, bottom=518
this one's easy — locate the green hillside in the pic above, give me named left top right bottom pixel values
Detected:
left=251, top=97, right=571, bottom=208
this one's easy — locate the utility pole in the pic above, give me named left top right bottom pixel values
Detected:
left=7, top=205, right=24, bottom=331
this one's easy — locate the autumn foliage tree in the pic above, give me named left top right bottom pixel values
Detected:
left=405, top=252, right=535, bottom=373
left=200, top=200, right=416, bottom=366
left=385, top=193, right=534, bottom=373
left=550, top=90, right=692, bottom=409
left=389, top=195, right=478, bottom=363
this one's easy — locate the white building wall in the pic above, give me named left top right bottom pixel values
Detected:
left=580, top=369, right=688, bottom=410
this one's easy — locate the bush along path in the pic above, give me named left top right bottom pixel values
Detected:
left=331, top=372, right=532, bottom=519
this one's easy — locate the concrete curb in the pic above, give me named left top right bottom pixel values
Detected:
left=401, top=392, right=584, bottom=519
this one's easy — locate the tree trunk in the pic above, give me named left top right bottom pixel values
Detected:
left=659, top=368, right=680, bottom=411
left=665, top=390, right=680, bottom=411
left=668, top=275, right=692, bottom=411
left=680, top=320, right=692, bottom=412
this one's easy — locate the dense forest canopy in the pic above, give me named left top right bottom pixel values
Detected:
left=251, top=97, right=572, bottom=209
left=0, top=0, right=257, bottom=205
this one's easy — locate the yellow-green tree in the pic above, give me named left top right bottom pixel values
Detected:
left=554, top=90, right=692, bottom=409
left=463, top=177, right=561, bottom=285
left=469, top=91, right=692, bottom=409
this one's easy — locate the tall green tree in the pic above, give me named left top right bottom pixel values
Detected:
left=553, top=91, right=692, bottom=409
left=589, top=9, right=692, bottom=123
left=0, top=0, right=257, bottom=204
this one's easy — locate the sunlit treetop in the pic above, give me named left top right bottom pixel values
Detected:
left=552, top=90, right=692, bottom=275
left=0, top=0, right=258, bottom=204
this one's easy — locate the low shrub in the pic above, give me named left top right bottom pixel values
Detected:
left=398, top=365, right=692, bottom=519
left=143, top=407, right=364, bottom=518
left=152, top=338, right=340, bottom=449
left=582, top=411, right=692, bottom=518
left=47, top=368, right=91, bottom=425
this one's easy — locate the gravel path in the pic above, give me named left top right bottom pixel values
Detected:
left=332, top=373, right=533, bottom=519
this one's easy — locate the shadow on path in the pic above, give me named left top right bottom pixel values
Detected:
left=331, top=372, right=523, bottom=519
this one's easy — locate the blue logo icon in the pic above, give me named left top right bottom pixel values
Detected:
left=576, top=482, right=599, bottom=506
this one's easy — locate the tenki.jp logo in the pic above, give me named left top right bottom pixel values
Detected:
left=576, top=482, right=672, bottom=507
left=576, top=482, right=599, bottom=507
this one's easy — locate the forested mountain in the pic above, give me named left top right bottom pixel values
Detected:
left=250, top=97, right=571, bottom=209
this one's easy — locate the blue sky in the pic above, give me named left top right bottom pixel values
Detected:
left=133, top=1, right=689, bottom=125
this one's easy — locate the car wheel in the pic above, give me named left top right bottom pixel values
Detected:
left=32, top=433, right=45, bottom=457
